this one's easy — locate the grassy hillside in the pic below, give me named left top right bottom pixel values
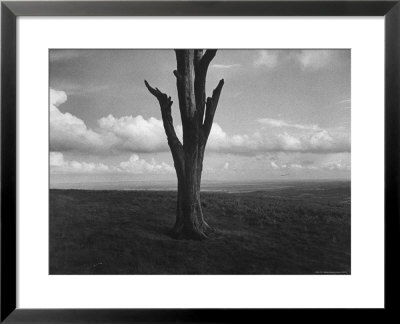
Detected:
left=50, top=182, right=350, bottom=274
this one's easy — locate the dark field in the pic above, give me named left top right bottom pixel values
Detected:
left=50, top=181, right=350, bottom=274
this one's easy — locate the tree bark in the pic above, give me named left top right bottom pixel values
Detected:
left=145, top=49, right=224, bottom=239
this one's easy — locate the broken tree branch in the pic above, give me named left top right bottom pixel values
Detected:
left=144, top=80, right=184, bottom=170
left=195, top=49, right=218, bottom=125
left=202, top=79, right=224, bottom=140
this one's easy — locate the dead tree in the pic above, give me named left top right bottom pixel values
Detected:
left=145, top=49, right=224, bottom=239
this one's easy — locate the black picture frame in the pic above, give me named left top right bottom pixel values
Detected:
left=1, top=1, right=399, bottom=322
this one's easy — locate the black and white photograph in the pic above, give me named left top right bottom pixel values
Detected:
left=49, top=49, right=351, bottom=275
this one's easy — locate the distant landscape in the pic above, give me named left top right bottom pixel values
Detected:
left=50, top=180, right=350, bottom=274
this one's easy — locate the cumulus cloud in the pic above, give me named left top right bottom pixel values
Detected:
left=98, top=115, right=166, bottom=153
left=256, top=151, right=350, bottom=173
left=50, top=89, right=67, bottom=106
left=321, top=160, right=350, bottom=171
left=265, top=158, right=349, bottom=172
left=274, top=162, right=305, bottom=170
left=50, top=152, right=112, bottom=174
left=206, top=123, right=350, bottom=154
left=119, top=154, right=174, bottom=174
left=50, top=89, right=111, bottom=154
left=50, top=89, right=350, bottom=156
left=50, top=152, right=174, bottom=174
left=50, top=89, right=167, bottom=154
left=49, top=151, right=65, bottom=167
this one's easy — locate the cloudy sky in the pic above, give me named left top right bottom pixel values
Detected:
left=49, top=49, right=350, bottom=186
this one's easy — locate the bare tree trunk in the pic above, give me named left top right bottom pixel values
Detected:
left=145, top=49, right=224, bottom=239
